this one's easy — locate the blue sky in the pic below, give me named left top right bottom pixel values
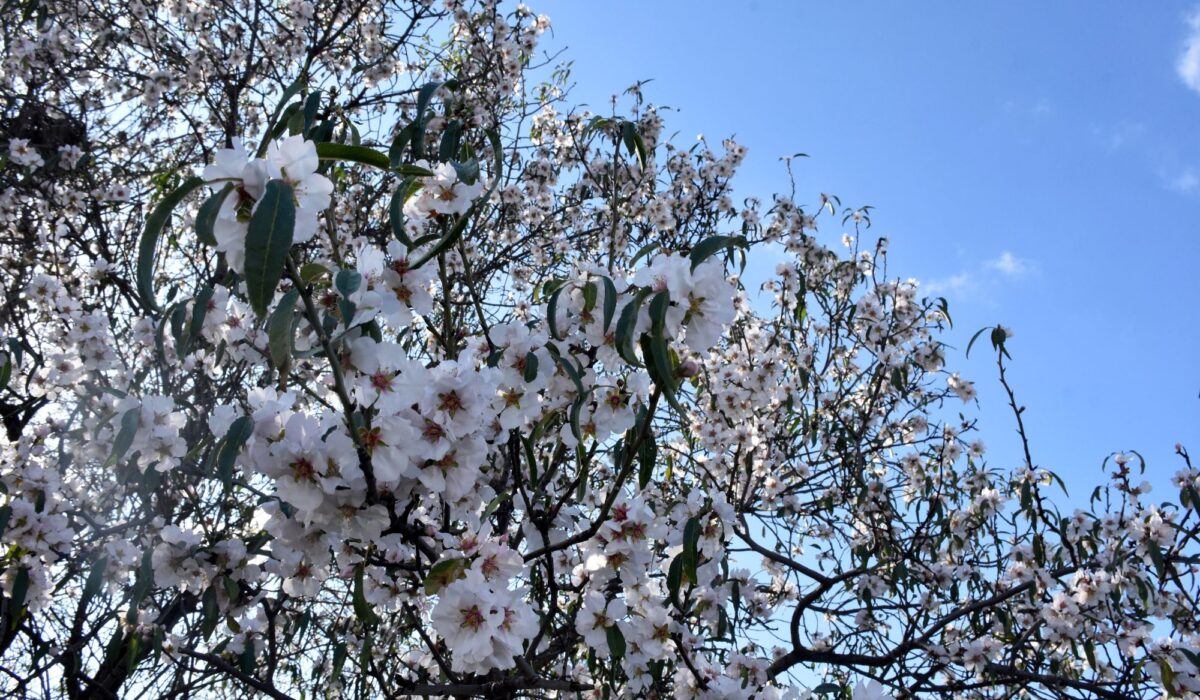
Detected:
left=537, top=1, right=1200, bottom=504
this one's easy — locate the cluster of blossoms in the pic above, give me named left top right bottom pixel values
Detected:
left=432, top=564, right=536, bottom=673
left=202, top=136, right=334, bottom=274
left=1, top=1, right=1198, bottom=700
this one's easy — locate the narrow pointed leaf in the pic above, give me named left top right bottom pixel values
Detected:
left=606, top=625, right=626, bottom=660
left=215, top=415, right=254, bottom=489
left=185, top=286, right=215, bottom=354
left=105, top=408, right=140, bottom=468
left=244, top=180, right=296, bottom=317
left=80, top=556, right=108, bottom=609
left=353, top=567, right=380, bottom=625
left=600, top=275, right=618, bottom=332
left=688, top=235, right=747, bottom=272
left=137, top=176, right=205, bottom=310
left=267, top=289, right=299, bottom=370
left=195, top=183, right=233, bottom=247
left=615, top=288, right=652, bottom=366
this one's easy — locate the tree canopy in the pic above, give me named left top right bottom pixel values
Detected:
left=1, top=1, right=1198, bottom=698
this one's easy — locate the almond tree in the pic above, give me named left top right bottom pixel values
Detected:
left=1, top=2, right=1198, bottom=698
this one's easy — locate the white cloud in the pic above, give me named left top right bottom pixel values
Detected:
left=923, top=272, right=973, bottom=297
left=1090, top=121, right=1147, bottom=152
left=1178, top=8, right=1200, bottom=93
left=987, top=251, right=1028, bottom=277
left=1167, top=167, right=1200, bottom=194
left=924, top=251, right=1035, bottom=302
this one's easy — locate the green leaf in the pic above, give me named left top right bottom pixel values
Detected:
left=80, top=556, right=108, bottom=609
left=281, top=101, right=304, bottom=138
left=410, top=204, right=476, bottom=269
left=302, top=90, right=322, bottom=137
left=439, top=119, right=463, bottom=163
left=315, top=142, right=433, bottom=174
left=335, top=269, right=362, bottom=297
left=244, top=180, right=296, bottom=317
left=358, top=631, right=373, bottom=672
left=621, top=120, right=647, bottom=166
left=9, top=567, right=30, bottom=613
left=126, top=632, right=142, bottom=672
left=169, top=303, right=188, bottom=351
left=643, top=334, right=685, bottom=416
left=451, top=158, right=479, bottom=186
left=615, top=288, right=652, bottom=366
left=568, top=392, right=590, bottom=442
left=7, top=338, right=25, bottom=369
left=185, top=286, right=215, bottom=354
left=0, top=505, right=10, bottom=539
left=395, top=163, right=436, bottom=177
left=638, top=429, right=657, bottom=489
left=137, top=175, right=205, bottom=311
left=299, top=262, right=330, bottom=283
left=105, top=408, right=140, bottom=468
left=648, top=290, right=670, bottom=337
left=332, top=640, right=348, bottom=678
left=201, top=586, right=218, bottom=639
left=411, top=80, right=455, bottom=161
left=581, top=281, right=598, bottom=314
left=688, top=235, right=748, bottom=272
left=222, top=576, right=240, bottom=603
left=812, top=682, right=842, bottom=695
left=1149, top=544, right=1167, bottom=578
left=682, top=517, right=701, bottom=579
left=965, top=326, right=992, bottom=359
left=389, top=123, right=415, bottom=168
left=258, top=77, right=306, bottom=156
left=238, top=637, right=256, bottom=676
left=215, top=415, right=254, bottom=489
left=195, top=183, right=233, bottom=247
left=267, top=289, right=299, bottom=371
left=666, top=554, right=683, bottom=607
left=150, top=626, right=165, bottom=666
left=482, top=493, right=509, bottom=520
left=605, top=625, right=626, bottom=660
left=424, top=558, right=468, bottom=595
left=127, top=548, right=154, bottom=622
left=389, top=177, right=421, bottom=247
left=642, top=291, right=684, bottom=412
left=936, top=296, right=953, bottom=327
left=522, top=351, right=539, bottom=383
left=600, top=276, right=618, bottom=332
left=546, top=284, right=567, bottom=340
left=1161, top=660, right=1177, bottom=693
left=629, top=242, right=660, bottom=268
left=547, top=345, right=585, bottom=397
left=353, top=567, right=380, bottom=626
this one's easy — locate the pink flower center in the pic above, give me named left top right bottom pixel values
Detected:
left=460, top=605, right=485, bottom=630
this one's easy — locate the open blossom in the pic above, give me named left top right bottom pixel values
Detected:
left=403, top=160, right=483, bottom=226
left=349, top=241, right=436, bottom=329
left=3, top=2, right=1197, bottom=698
left=430, top=569, right=536, bottom=674
left=8, top=138, right=44, bottom=168
left=631, top=252, right=734, bottom=352
left=947, top=372, right=977, bottom=402
left=575, top=591, right=628, bottom=657
left=201, top=136, right=332, bottom=273
left=851, top=680, right=895, bottom=700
